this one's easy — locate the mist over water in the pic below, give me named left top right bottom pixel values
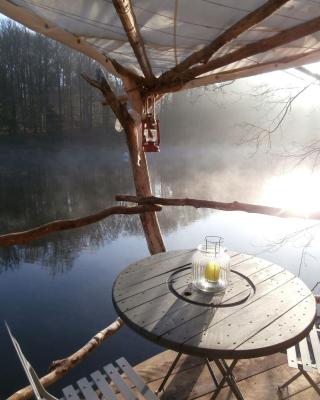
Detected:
left=1, top=73, right=320, bottom=397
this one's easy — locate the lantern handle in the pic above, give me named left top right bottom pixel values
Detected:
left=152, top=95, right=156, bottom=120
left=205, top=235, right=223, bottom=255
left=144, top=96, right=156, bottom=119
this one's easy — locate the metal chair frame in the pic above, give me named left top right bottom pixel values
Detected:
left=6, top=323, right=157, bottom=400
left=279, top=324, right=320, bottom=396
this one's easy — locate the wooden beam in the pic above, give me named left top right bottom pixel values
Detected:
left=0, top=0, right=118, bottom=73
left=8, top=319, right=124, bottom=400
left=158, top=0, right=290, bottom=86
left=113, top=0, right=154, bottom=82
left=116, top=195, right=320, bottom=220
left=168, top=48, right=320, bottom=92
left=111, top=57, right=144, bottom=85
left=152, top=15, right=320, bottom=94
left=0, top=204, right=161, bottom=247
left=0, top=0, right=142, bottom=83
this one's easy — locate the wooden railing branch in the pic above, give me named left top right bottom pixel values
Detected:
left=151, top=15, right=320, bottom=95
left=112, top=0, right=154, bottom=82
left=0, top=204, right=161, bottom=247
left=8, top=318, right=124, bottom=400
left=116, top=195, right=320, bottom=220
left=158, top=0, right=289, bottom=85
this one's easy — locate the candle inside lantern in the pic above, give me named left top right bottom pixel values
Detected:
left=204, top=261, right=220, bottom=282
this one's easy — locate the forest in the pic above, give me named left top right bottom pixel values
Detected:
left=0, top=19, right=115, bottom=135
left=0, top=19, right=230, bottom=149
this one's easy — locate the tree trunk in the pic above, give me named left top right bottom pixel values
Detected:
left=123, top=77, right=166, bottom=254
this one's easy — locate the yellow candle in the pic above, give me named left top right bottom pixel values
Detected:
left=204, top=262, right=220, bottom=282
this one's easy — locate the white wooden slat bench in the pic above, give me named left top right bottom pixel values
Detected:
left=279, top=324, right=320, bottom=396
left=6, top=323, right=157, bottom=400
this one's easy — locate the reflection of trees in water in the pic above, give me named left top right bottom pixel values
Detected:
left=0, top=215, right=140, bottom=274
left=0, top=207, right=210, bottom=274
left=0, top=140, right=212, bottom=272
left=158, top=206, right=211, bottom=234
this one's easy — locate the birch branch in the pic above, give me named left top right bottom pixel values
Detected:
left=8, top=318, right=124, bottom=400
left=0, top=204, right=161, bottom=247
left=116, top=195, right=320, bottom=220
left=112, top=0, right=154, bottom=81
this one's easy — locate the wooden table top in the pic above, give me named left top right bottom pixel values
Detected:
left=112, top=250, right=316, bottom=359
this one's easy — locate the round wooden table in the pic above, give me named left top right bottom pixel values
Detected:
left=112, top=249, right=316, bottom=399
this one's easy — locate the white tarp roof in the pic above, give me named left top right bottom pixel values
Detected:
left=1, top=0, right=320, bottom=90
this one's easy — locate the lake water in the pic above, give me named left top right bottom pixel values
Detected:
left=0, top=135, right=319, bottom=398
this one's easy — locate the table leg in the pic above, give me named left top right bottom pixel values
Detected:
left=221, top=359, right=237, bottom=380
left=156, top=352, right=182, bottom=393
left=211, top=359, right=238, bottom=394
left=156, top=353, right=243, bottom=399
left=205, top=358, right=219, bottom=388
left=220, top=359, right=241, bottom=397
left=211, top=359, right=244, bottom=400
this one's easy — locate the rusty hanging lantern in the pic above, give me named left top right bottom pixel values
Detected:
left=142, top=96, right=160, bottom=152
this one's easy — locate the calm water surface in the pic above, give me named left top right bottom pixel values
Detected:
left=0, top=136, right=319, bottom=398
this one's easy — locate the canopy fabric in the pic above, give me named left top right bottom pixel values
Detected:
left=1, top=0, right=320, bottom=91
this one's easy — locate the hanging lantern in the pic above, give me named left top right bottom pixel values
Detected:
left=192, top=236, right=230, bottom=293
left=142, top=97, right=160, bottom=152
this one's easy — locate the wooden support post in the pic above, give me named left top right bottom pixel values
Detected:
left=123, top=78, right=166, bottom=254
left=82, top=73, right=165, bottom=254
left=125, top=123, right=165, bottom=254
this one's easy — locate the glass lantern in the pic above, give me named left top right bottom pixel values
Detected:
left=192, top=236, right=230, bottom=293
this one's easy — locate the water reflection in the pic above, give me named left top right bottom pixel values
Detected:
left=0, top=137, right=211, bottom=272
left=1, top=135, right=319, bottom=399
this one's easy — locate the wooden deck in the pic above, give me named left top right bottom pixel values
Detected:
left=116, top=349, right=320, bottom=400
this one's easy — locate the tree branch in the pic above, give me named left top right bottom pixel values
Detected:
left=82, top=73, right=133, bottom=130
left=296, top=66, right=320, bottom=82
left=110, top=57, right=144, bottom=85
left=8, top=318, right=124, bottom=400
left=116, top=195, right=320, bottom=220
left=112, top=0, right=154, bottom=82
left=151, top=16, right=320, bottom=94
left=241, top=83, right=311, bottom=150
left=158, top=0, right=290, bottom=85
left=0, top=204, right=161, bottom=247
